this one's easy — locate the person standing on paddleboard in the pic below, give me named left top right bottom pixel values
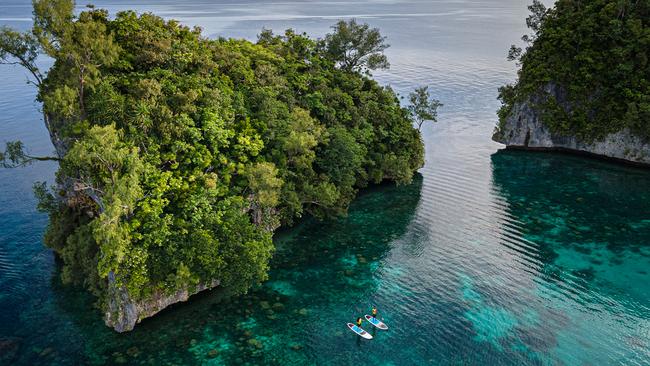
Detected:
left=371, top=306, right=378, bottom=319
left=356, top=317, right=363, bottom=327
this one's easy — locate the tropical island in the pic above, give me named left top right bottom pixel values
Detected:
left=494, top=0, right=650, bottom=165
left=0, top=1, right=440, bottom=332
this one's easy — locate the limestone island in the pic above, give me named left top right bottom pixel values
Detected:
left=493, top=0, right=650, bottom=166
left=0, top=1, right=441, bottom=331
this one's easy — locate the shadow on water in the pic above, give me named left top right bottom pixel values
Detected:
left=16, top=176, right=423, bottom=365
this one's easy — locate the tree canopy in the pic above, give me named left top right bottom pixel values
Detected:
left=321, top=19, right=390, bottom=74
left=497, top=0, right=650, bottom=141
left=408, top=86, right=443, bottom=131
left=0, top=26, right=43, bottom=85
left=0, top=1, right=426, bottom=308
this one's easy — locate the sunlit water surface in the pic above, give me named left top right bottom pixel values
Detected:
left=1, top=0, right=649, bottom=365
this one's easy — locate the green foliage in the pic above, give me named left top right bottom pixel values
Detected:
left=32, top=0, right=75, bottom=51
left=408, top=86, right=443, bottom=131
left=0, top=141, right=28, bottom=167
left=499, top=0, right=650, bottom=140
left=247, top=162, right=283, bottom=208
left=0, top=141, right=60, bottom=167
left=7, top=3, right=424, bottom=305
left=0, top=26, right=43, bottom=84
left=321, top=19, right=390, bottom=73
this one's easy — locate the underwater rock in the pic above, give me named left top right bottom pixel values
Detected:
left=248, top=338, right=263, bottom=349
left=0, top=337, right=20, bottom=363
left=126, top=346, right=140, bottom=357
left=38, top=347, right=55, bottom=357
left=208, top=349, right=219, bottom=358
left=298, top=308, right=309, bottom=316
left=272, top=302, right=285, bottom=312
left=113, top=352, right=127, bottom=364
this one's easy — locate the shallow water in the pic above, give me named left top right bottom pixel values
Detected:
left=1, top=0, right=649, bottom=365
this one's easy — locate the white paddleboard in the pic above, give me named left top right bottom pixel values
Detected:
left=347, top=323, right=373, bottom=339
left=364, top=315, right=388, bottom=330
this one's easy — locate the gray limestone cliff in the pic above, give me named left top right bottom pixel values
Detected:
left=97, top=198, right=276, bottom=332
left=104, top=272, right=220, bottom=332
left=492, top=84, right=650, bottom=165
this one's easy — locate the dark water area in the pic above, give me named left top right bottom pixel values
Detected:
left=1, top=0, right=649, bottom=365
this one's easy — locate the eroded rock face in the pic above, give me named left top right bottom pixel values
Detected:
left=493, top=84, right=650, bottom=165
left=104, top=271, right=220, bottom=332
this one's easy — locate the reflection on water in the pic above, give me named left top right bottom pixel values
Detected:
left=1, top=0, right=649, bottom=365
left=489, top=150, right=650, bottom=364
left=488, top=150, right=650, bottom=365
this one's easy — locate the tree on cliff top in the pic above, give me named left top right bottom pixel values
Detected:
left=408, top=86, right=443, bottom=131
left=0, top=0, right=119, bottom=165
left=322, top=19, right=390, bottom=73
left=0, top=26, right=43, bottom=85
left=507, top=0, right=548, bottom=63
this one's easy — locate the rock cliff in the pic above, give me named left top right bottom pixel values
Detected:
left=104, top=271, right=220, bottom=332
left=493, top=84, right=650, bottom=165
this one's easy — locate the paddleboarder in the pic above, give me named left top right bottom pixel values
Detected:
left=348, top=317, right=373, bottom=339
left=371, top=306, right=378, bottom=319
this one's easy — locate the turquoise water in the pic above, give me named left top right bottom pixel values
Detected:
left=1, top=0, right=650, bottom=365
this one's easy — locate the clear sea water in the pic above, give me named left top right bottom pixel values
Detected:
left=1, top=1, right=649, bottom=365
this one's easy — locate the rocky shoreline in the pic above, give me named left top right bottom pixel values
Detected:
left=105, top=273, right=221, bottom=332
left=493, top=84, right=650, bottom=166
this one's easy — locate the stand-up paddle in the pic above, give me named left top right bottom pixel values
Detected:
left=364, top=315, right=388, bottom=330
left=347, top=323, right=373, bottom=339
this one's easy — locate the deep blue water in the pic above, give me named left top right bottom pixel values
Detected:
left=1, top=1, right=649, bottom=365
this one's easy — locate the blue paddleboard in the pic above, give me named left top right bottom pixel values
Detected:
left=347, top=323, right=373, bottom=339
left=364, top=315, right=388, bottom=330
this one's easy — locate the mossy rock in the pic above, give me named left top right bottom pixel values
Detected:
left=126, top=346, right=140, bottom=357
left=39, top=347, right=54, bottom=357
left=114, top=354, right=127, bottom=364
left=247, top=339, right=263, bottom=349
